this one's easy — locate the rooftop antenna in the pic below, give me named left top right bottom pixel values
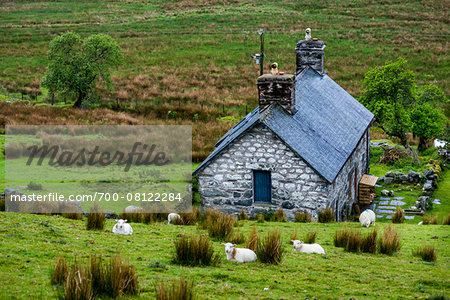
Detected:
left=250, top=28, right=265, bottom=76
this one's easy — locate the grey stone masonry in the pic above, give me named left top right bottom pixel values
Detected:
left=199, top=124, right=332, bottom=220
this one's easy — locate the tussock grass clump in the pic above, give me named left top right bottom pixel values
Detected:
left=294, top=210, right=311, bottom=223
left=238, top=209, right=248, bottom=221
left=422, top=214, right=438, bottom=225
left=360, top=229, right=378, bottom=254
left=155, top=276, right=195, bottom=300
left=379, top=225, right=402, bottom=255
left=270, top=209, right=287, bottom=222
left=289, top=229, right=298, bottom=244
left=173, top=234, right=220, bottom=266
left=52, top=255, right=139, bottom=299
left=256, top=229, right=284, bottom=265
left=51, top=257, right=68, bottom=286
left=0, top=197, right=5, bottom=212
left=64, top=262, right=93, bottom=300
left=61, top=211, right=83, bottom=220
left=230, top=229, right=246, bottom=245
left=318, top=206, right=335, bottom=223
left=441, top=212, right=450, bottom=225
left=392, top=207, right=405, bottom=224
left=334, top=228, right=351, bottom=248
left=86, top=204, right=105, bottom=230
left=247, top=225, right=258, bottom=252
left=179, top=208, right=201, bottom=225
left=304, top=231, right=317, bottom=244
left=256, top=214, right=265, bottom=223
left=200, top=209, right=235, bottom=241
left=413, top=245, right=436, bottom=262
left=120, top=211, right=143, bottom=223
left=344, top=230, right=362, bottom=253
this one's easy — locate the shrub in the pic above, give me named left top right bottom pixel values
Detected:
left=51, top=257, right=68, bottom=286
left=379, top=225, right=401, bottom=255
left=318, top=206, right=335, bottom=223
left=422, top=214, right=438, bottom=225
left=173, top=234, right=220, bottom=266
left=86, top=204, right=105, bottom=230
left=230, top=229, right=246, bottom=245
left=247, top=225, right=258, bottom=252
left=392, top=207, right=405, bottom=224
left=344, top=230, right=361, bottom=253
left=270, top=209, right=287, bottom=222
left=238, top=209, right=248, bottom=221
left=198, top=208, right=220, bottom=229
left=155, top=276, right=195, bottom=300
left=294, top=210, right=311, bottom=223
left=360, top=229, right=378, bottom=254
left=334, top=228, right=351, bottom=248
left=442, top=212, right=450, bottom=225
left=413, top=245, right=436, bottom=262
left=256, top=214, right=265, bottom=223
left=256, top=229, right=284, bottom=264
left=428, top=295, right=449, bottom=300
left=304, top=231, right=317, bottom=244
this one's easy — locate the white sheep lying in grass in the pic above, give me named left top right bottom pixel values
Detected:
left=359, top=209, right=376, bottom=227
left=221, top=243, right=257, bottom=263
left=292, top=240, right=325, bottom=254
left=168, top=213, right=181, bottom=224
left=112, top=219, right=133, bottom=235
left=124, top=205, right=143, bottom=214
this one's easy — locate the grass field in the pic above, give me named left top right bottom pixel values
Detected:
left=0, top=212, right=448, bottom=299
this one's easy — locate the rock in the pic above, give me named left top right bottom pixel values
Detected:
left=233, top=192, right=241, bottom=198
left=423, top=180, right=434, bottom=192
left=378, top=206, right=397, bottom=210
left=388, top=190, right=395, bottom=197
left=234, top=199, right=253, bottom=206
left=423, top=170, right=436, bottom=180
left=379, top=200, right=389, bottom=205
left=377, top=177, right=385, bottom=183
left=202, top=189, right=228, bottom=197
left=384, top=177, right=393, bottom=185
left=376, top=209, right=395, bottom=214
left=381, top=190, right=390, bottom=196
left=385, top=171, right=395, bottom=178
left=390, top=200, right=406, bottom=206
left=399, top=174, right=409, bottom=183
left=432, top=199, right=441, bottom=205
left=404, top=215, right=415, bottom=220
left=243, top=190, right=252, bottom=198
left=281, top=201, right=295, bottom=209
left=407, top=170, right=420, bottom=183
left=417, top=196, right=430, bottom=210
left=393, top=196, right=404, bottom=200
left=379, top=197, right=391, bottom=201
left=376, top=215, right=384, bottom=218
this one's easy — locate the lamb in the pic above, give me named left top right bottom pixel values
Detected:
left=291, top=240, right=325, bottom=254
left=168, top=213, right=181, bottom=224
left=359, top=209, right=376, bottom=227
left=221, top=242, right=257, bottom=263
left=112, top=219, right=133, bottom=235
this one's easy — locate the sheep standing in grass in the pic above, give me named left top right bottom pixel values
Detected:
left=359, top=209, right=376, bottom=227
left=292, top=240, right=325, bottom=254
left=168, top=213, right=181, bottom=224
left=221, top=243, right=257, bottom=263
left=112, top=219, right=133, bottom=235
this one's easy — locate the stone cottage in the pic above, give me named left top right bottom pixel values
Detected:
left=193, top=33, right=375, bottom=221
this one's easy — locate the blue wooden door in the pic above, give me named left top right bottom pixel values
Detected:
left=253, top=170, right=271, bottom=203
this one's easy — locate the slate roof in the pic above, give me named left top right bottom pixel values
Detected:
left=192, top=67, right=374, bottom=183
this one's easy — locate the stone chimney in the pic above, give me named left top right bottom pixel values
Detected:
left=295, top=28, right=326, bottom=74
left=257, top=63, right=295, bottom=113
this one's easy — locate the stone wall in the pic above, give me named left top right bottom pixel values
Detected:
left=198, top=124, right=330, bottom=221
left=327, top=130, right=369, bottom=221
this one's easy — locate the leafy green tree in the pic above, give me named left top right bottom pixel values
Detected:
left=42, top=32, right=123, bottom=107
left=384, top=102, right=411, bottom=146
left=360, top=57, right=416, bottom=127
left=411, top=104, right=447, bottom=151
left=417, top=85, right=446, bottom=105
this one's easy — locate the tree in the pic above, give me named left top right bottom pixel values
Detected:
left=411, top=104, right=447, bottom=151
left=41, top=32, right=123, bottom=107
left=360, top=57, right=416, bottom=128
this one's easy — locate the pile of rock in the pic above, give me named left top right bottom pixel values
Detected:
left=377, top=170, right=423, bottom=185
